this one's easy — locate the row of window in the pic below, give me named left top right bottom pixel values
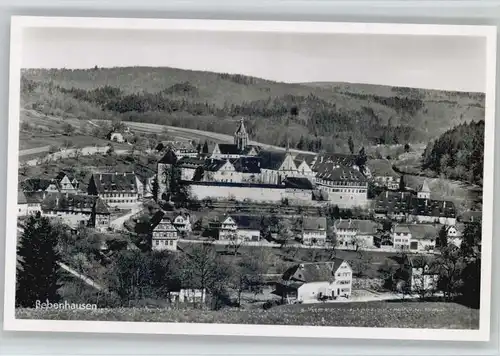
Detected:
left=106, top=199, right=136, bottom=204
left=338, top=280, right=350, bottom=285
left=153, top=232, right=177, bottom=238
left=322, top=188, right=367, bottom=194
left=103, top=193, right=137, bottom=198
left=317, top=180, right=367, bottom=187
left=155, top=240, right=175, bottom=246
left=336, top=272, right=351, bottom=278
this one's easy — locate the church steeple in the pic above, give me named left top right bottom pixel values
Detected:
left=234, top=118, right=249, bottom=150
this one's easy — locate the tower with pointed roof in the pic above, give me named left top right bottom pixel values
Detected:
left=417, top=180, right=431, bottom=200
left=234, top=118, right=249, bottom=151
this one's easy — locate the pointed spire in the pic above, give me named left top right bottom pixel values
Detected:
left=420, top=179, right=430, bottom=193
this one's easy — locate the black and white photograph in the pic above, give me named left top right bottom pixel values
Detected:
left=3, top=17, right=496, bottom=341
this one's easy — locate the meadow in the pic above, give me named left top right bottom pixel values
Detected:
left=16, top=301, right=479, bottom=329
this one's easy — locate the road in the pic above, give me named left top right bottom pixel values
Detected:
left=124, top=121, right=317, bottom=156
left=109, top=203, right=143, bottom=231
left=19, top=146, right=51, bottom=157
left=22, top=145, right=129, bottom=167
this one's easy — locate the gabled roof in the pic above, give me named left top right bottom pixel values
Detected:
left=335, top=219, right=379, bottom=235
left=41, top=192, right=109, bottom=214
left=204, top=159, right=231, bottom=172
left=18, top=191, right=27, bottom=204
left=294, top=153, right=316, bottom=166
left=315, top=164, right=366, bottom=182
left=367, top=159, right=398, bottom=178
left=394, top=224, right=411, bottom=234
left=158, top=149, right=178, bottom=165
left=215, top=144, right=241, bottom=155
left=310, top=154, right=357, bottom=170
left=90, top=173, right=138, bottom=194
left=374, top=191, right=456, bottom=218
left=283, top=177, right=314, bottom=190
left=257, top=150, right=287, bottom=170
left=282, top=260, right=348, bottom=283
left=177, top=156, right=204, bottom=169
left=230, top=215, right=262, bottom=230
left=302, top=216, right=327, bottom=231
left=231, top=157, right=261, bottom=174
left=407, top=224, right=439, bottom=240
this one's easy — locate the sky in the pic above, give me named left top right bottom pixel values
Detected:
left=21, top=27, right=487, bottom=92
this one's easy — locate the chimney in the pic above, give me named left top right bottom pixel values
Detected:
left=386, top=191, right=389, bottom=199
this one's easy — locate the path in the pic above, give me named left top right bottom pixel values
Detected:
left=57, top=261, right=104, bottom=292
left=22, top=145, right=129, bottom=167
left=124, top=121, right=317, bottom=156
left=109, top=203, right=143, bottom=231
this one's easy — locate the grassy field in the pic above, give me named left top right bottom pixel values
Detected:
left=15, top=301, right=478, bottom=329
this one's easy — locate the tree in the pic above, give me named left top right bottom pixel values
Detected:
left=436, top=244, right=464, bottom=301
left=16, top=213, right=62, bottom=307
left=348, top=136, right=355, bottom=154
left=161, top=163, right=191, bottom=207
left=404, top=143, right=411, bottom=152
left=180, top=243, right=231, bottom=309
left=399, top=175, right=405, bottom=192
left=151, top=176, right=159, bottom=202
left=355, top=147, right=367, bottom=174
left=63, top=123, right=75, bottom=136
left=196, top=143, right=202, bottom=154
left=437, top=225, right=448, bottom=248
left=276, top=219, right=294, bottom=248
left=202, top=141, right=209, bottom=154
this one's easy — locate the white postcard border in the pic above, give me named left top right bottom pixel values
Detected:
left=3, top=16, right=497, bottom=342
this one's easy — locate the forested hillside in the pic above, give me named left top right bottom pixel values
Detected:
left=20, top=67, right=485, bottom=154
left=421, top=120, right=484, bottom=185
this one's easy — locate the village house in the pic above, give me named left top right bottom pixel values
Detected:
left=314, top=163, right=369, bottom=208
left=177, top=156, right=205, bottom=181
left=54, top=172, right=80, bottom=193
left=392, top=224, right=412, bottom=250
left=258, top=150, right=308, bottom=185
left=87, top=172, right=141, bottom=209
left=218, top=215, right=261, bottom=242
left=299, top=153, right=372, bottom=179
left=299, top=216, right=327, bottom=246
left=334, top=219, right=379, bottom=250
left=170, top=288, right=207, bottom=304
left=210, top=119, right=260, bottom=160
left=22, top=191, right=46, bottom=215
left=166, top=212, right=192, bottom=233
left=203, top=159, right=241, bottom=183
left=445, top=224, right=464, bottom=247
left=155, top=141, right=198, bottom=158
left=17, top=191, right=28, bottom=216
left=275, top=260, right=353, bottom=304
left=366, top=159, right=400, bottom=190
left=374, top=184, right=456, bottom=225
left=150, top=211, right=179, bottom=251
left=40, top=192, right=110, bottom=230
left=106, top=130, right=125, bottom=143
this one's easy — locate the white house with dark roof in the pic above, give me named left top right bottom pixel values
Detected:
left=393, top=223, right=438, bottom=252
left=300, top=216, right=327, bottom=246
left=150, top=211, right=179, bottom=251
left=392, top=224, right=412, bottom=250
left=275, top=260, right=353, bottom=303
left=87, top=172, right=141, bottom=209
left=314, top=163, right=369, bottom=208
left=217, top=215, right=261, bottom=242
left=334, top=218, right=379, bottom=250
left=41, top=192, right=110, bottom=230
left=55, top=172, right=80, bottom=194
left=203, top=159, right=240, bottom=183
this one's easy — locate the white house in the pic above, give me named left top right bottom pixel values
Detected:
left=300, top=216, right=327, bottom=246
left=87, top=172, right=140, bottom=209
left=203, top=159, right=241, bottom=183
left=172, top=213, right=192, bottom=233
left=171, top=289, right=207, bottom=303
left=107, top=131, right=125, bottom=143
left=150, top=211, right=179, bottom=251
left=393, top=224, right=412, bottom=250
left=55, top=172, right=80, bottom=193
left=277, top=260, right=353, bottom=303
left=334, top=219, right=379, bottom=250
left=218, top=215, right=261, bottom=242
left=406, top=224, right=438, bottom=252
left=446, top=224, right=464, bottom=247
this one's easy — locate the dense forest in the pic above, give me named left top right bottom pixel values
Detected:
left=421, top=120, right=484, bottom=185
left=20, top=67, right=485, bottom=154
